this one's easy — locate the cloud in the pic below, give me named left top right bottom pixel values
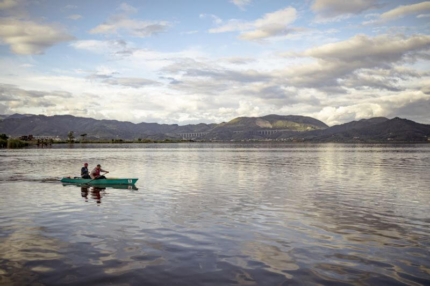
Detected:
left=299, top=34, right=430, bottom=63
left=71, top=40, right=134, bottom=57
left=199, top=14, right=222, bottom=25
left=0, top=84, right=73, bottom=110
left=380, top=1, right=430, bottom=21
left=209, top=7, right=299, bottom=41
left=417, top=13, right=430, bottom=18
left=86, top=66, right=119, bottom=80
left=279, top=34, right=430, bottom=89
left=89, top=4, right=169, bottom=38
left=103, top=77, right=160, bottom=88
left=163, top=58, right=272, bottom=83
left=67, top=14, right=82, bottom=20
left=119, top=3, right=138, bottom=14
left=364, top=1, right=430, bottom=24
left=231, top=0, right=251, bottom=10
left=0, top=0, right=18, bottom=10
left=0, top=17, right=75, bottom=54
left=181, top=30, right=198, bottom=35
left=64, top=4, right=77, bottom=9
left=90, top=16, right=169, bottom=38
left=312, top=0, right=380, bottom=22
left=221, top=57, right=256, bottom=65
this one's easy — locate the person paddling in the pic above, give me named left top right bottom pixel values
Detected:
left=90, top=164, right=109, bottom=180
left=81, top=163, right=91, bottom=179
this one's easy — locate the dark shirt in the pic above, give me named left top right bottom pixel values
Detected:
left=81, top=167, right=89, bottom=177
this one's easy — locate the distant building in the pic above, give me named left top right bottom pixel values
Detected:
left=33, top=136, right=62, bottom=141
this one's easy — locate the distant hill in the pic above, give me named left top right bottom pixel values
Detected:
left=0, top=113, right=33, bottom=120
left=310, top=117, right=430, bottom=142
left=0, top=114, right=216, bottom=139
left=0, top=114, right=429, bottom=142
left=214, top=114, right=327, bottom=131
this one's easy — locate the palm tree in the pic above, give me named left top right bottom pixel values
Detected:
left=68, top=131, right=74, bottom=142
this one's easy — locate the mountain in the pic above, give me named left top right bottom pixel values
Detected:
left=310, top=117, right=430, bottom=142
left=0, top=113, right=33, bottom=120
left=0, top=114, right=429, bottom=142
left=0, top=114, right=216, bottom=139
left=214, top=115, right=327, bottom=131
left=201, top=115, right=328, bottom=141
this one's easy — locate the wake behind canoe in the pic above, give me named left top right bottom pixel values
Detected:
left=61, top=178, right=138, bottom=185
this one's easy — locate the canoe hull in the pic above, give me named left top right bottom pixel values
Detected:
left=61, top=178, right=138, bottom=185
left=62, top=183, right=138, bottom=190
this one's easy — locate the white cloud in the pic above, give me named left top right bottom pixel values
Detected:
left=230, top=0, right=251, bottom=10
left=103, top=77, right=160, bottom=88
left=312, top=0, right=379, bottom=22
left=0, top=17, right=74, bottom=54
left=71, top=40, right=133, bottom=57
left=209, top=7, right=299, bottom=41
left=417, top=13, right=430, bottom=18
left=90, top=15, right=169, bottom=37
left=67, top=14, right=82, bottom=20
left=299, top=34, right=430, bottom=63
left=181, top=30, right=198, bottom=35
left=280, top=34, right=430, bottom=89
left=199, top=14, right=222, bottom=25
left=364, top=1, right=430, bottom=24
left=89, top=3, right=169, bottom=38
left=0, top=0, right=18, bottom=10
left=119, top=3, right=138, bottom=14
left=380, top=1, right=430, bottom=21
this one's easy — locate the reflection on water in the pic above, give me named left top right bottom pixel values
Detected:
left=81, top=187, right=106, bottom=204
left=0, top=143, right=429, bottom=285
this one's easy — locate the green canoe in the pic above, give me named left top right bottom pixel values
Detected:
left=61, top=178, right=138, bottom=185
left=62, top=183, right=138, bottom=190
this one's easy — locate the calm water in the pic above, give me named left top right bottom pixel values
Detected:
left=1, top=143, right=430, bottom=285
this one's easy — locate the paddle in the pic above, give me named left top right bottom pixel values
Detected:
left=83, top=172, right=108, bottom=186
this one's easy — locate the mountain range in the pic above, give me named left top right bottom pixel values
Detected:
left=0, top=113, right=429, bottom=143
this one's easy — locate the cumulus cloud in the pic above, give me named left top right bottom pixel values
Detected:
left=119, top=3, right=138, bottom=14
left=163, top=58, right=272, bottom=83
left=280, top=34, right=430, bottom=89
left=380, top=1, right=430, bottom=21
left=312, top=0, right=380, bottom=22
left=71, top=40, right=134, bottom=57
left=0, top=17, right=74, bottom=54
left=0, top=84, right=74, bottom=111
left=89, top=3, right=169, bottom=37
left=209, top=7, right=299, bottom=41
left=230, top=0, right=251, bottom=10
left=90, top=17, right=169, bottom=37
left=103, top=77, right=161, bottom=88
left=221, top=57, right=256, bottom=65
left=417, top=13, right=430, bottom=18
left=0, top=0, right=18, bottom=10
left=365, top=1, right=430, bottom=24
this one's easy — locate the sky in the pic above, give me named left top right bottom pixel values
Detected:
left=0, top=0, right=429, bottom=126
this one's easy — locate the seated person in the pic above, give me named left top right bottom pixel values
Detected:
left=81, top=163, right=91, bottom=179
left=90, top=164, right=109, bottom=180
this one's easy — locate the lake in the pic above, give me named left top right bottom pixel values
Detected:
left=1, top=143, right=429, bottom=285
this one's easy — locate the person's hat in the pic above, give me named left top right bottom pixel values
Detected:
left=84, top=163, right=88, bottom=166
left=97, top=164, right=101, bottom=167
